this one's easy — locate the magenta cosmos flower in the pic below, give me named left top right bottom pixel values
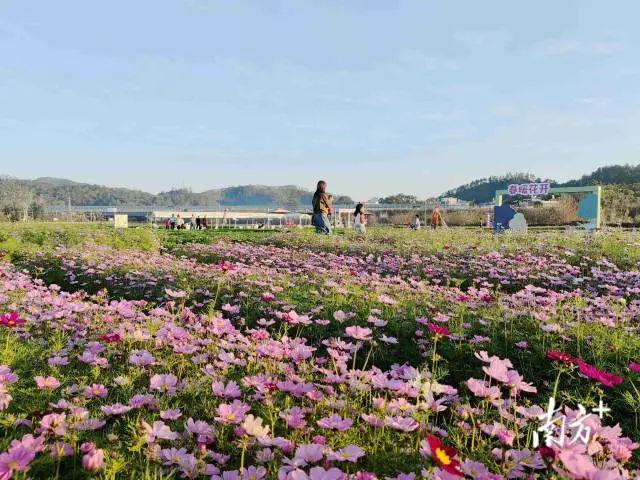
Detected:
left=427, top=323, right=451, bottom=338
left=577, top=360, right=623, bottom=388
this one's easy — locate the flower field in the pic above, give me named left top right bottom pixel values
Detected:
left=0, top=224, right=639, bottom=479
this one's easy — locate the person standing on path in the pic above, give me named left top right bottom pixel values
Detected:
left=430, top=206, right=443, bottom=229
left=312, top=180, right=333, bottom=234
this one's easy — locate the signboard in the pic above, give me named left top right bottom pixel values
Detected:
left=114, top=214, right=128, bottom=229
left=507, top=183, right=551, bottom=197
left=494, top=185, right=602, bottom=232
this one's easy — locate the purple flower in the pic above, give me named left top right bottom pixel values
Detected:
left=160, top=408, right=182, bottom=420
left=149, top=374, right=178, bottom=394
left=129, top=349, right=155, bottom=367
left=294, top=444, right=325, bottom=463
left=215, top=400, right=251, bottom=424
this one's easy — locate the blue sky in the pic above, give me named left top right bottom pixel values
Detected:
left=1, top=1, right=639, bottom=200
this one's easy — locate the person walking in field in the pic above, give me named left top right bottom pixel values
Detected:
left=354, top=203, right=366, bottom=235
left=412, top=214, right=421, bottom=230
left=430, top=205, right=443, bottom=229
left=190, top=214, right=197, bottom=230
left=170, top=213, right=177, bottom=230
left=312, top=180, right=333, bottom=234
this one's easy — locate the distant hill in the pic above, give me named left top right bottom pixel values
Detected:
left=442, top=163, right=640, bottom=203
left=562, top=164, right=640, bottom=187
left=0, top=177, right=353, bottom=208
left=442, top=173, right=557, bottom=204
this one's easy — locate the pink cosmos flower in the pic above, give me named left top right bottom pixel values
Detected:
left=344, top=326, right=373, bottom=341
left=482, top=358, right=511, bottom=383
left=222, top=303, right=240, bottom=314
left=460, top=460, right=492, bottom=479
left=280, top=407, right=307, bottom=429
left=317, top=414, right=353, bottom=431
left=39, top=413, right=68, bottom=436
left=0, top=366, right=18, bottom=384
left=185, top=418, right=215, bottom=443
left=0, top=447, right=34, bottom=477
left=261, top=292, right=275, bottom=302
left=83, top=383, right=108, bottom=399
left=141, top=420, right=179, bottom=443
left=308, top=466, right=345, bottom=480
left=361, top=414, right=385, bottom=427
left=160, top=408, right=182, bottom=420
left=629, top=361, right=640, bottom=373
left=242, top=466, right=266, bottom=480
left=384, top=416, right=419, bottom=432
left=327, top=445, right=365, bottom=463
left=149, top=374, right=178, bottom=394
left=466, top=379, right=501, bottom=401
left=129, top=349, right=155, bottom=367
left=214, top=400, right=251, bottom=424
left=294, top=443, right=325, bottom=463
left=128, top=393, right=157, bottom=409
left=160, top=447, right=189, bottom=466
left=82, top=446, right=104, bottom=471
left=35, top=376, right=60, bottom=391
left=212, top=380, right=242, bottom=398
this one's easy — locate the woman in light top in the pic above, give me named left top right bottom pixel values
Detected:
left=354, top=203, right=366, bottom=235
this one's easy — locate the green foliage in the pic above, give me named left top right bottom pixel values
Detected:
left=379, top=193, right=419, bottom=204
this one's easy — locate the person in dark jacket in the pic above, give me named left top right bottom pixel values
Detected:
left=312, top=180, right=333, bottom=234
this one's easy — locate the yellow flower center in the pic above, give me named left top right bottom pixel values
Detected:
left=226, top=414, right=235, bottom=420
left=435, top=447, right=452, bottom=466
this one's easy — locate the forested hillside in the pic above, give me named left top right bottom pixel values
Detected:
left=0, top=177, right=352, bottom=209
left=443, top=164, right=640, bottom=203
